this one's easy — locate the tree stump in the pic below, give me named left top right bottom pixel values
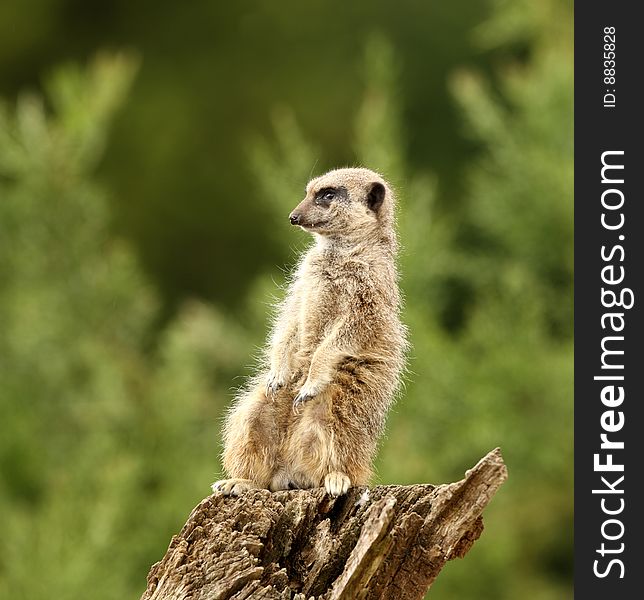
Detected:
left=141, top=448, right=507, bottom=600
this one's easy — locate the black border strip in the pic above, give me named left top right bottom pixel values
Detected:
left=575, top=2, right=643, bottom=595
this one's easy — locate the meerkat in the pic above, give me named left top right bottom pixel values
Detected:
left=212, top=167, right=407, bottom=497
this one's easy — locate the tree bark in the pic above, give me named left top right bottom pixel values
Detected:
left=141, top=448, right=507, bottom=600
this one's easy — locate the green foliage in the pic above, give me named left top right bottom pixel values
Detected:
left=0, top=55, right=248, bottom=599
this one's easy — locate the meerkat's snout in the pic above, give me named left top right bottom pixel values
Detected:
left=289, top=198, right=321, bottom=231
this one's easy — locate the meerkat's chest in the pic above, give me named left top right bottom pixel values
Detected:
left=297, top=269, right=348, bottom=338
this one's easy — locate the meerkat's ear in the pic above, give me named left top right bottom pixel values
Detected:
left=366, top=182, right=386, bottom=213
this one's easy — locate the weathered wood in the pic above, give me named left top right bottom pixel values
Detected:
left=141, top=448, right=507, bottom=600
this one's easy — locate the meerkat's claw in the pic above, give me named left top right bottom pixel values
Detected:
left=293, top=376, right=323, bottom=413
left=265, top=373, right=283, bottom=398
left=211, top=478, right=259, bottom=496
left=324, top=472, right=351, bottom=497
left=266, top=381, right=280, bottom=398
left=267, top=369, right=291, bottom=398
left=293, top=378, right=321, bottom=412
left=292, top=391, right=313, bottom=414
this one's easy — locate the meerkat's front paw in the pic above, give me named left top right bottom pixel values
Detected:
left=266, top=365, right=293, bottom=397
left=266, top=371, right=285, bottom=397
left=293, top=379, right=321, bottom=413
left=212, top=478, right=259, bottom=496
left=292, top=390, right=313, bottom=413
left=324, top=472, right=351, bottom=497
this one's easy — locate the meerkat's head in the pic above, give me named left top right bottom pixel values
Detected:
left=289, top=168, right=395, bottom=244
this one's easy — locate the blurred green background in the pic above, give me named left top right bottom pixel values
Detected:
left=0, top=0, right=573, bottom=598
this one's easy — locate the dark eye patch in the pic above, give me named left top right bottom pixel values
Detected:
left=314, top=186, right=348, bottom=207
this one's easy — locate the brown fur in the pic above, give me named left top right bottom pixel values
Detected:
left=213, top=167, right=407, bottom=497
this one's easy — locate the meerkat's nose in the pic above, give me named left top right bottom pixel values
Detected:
left=289, top=213, right=301, bottom=225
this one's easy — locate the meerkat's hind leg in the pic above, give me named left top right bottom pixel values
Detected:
left=269, top=469, right=291, bottom=492
left=324, top=471, right=351, bottom=497
left=212, top=478, right=261, bottom=496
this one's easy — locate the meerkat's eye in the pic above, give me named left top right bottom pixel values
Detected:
left=315, top=188, right=337, bottom=207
